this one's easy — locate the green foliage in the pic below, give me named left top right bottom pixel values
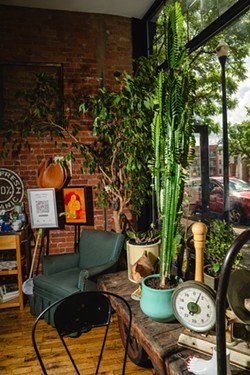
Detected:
left=154, top=6, right=250, bottom=135
left=0, top=72, right=80, bottom=159
left=126, top=223, right=161, bottom=245
left=205, top=219, right=242, bottom=275
left=0, top=56, right=159, bottom=233
left=149, top=3, right=196, bottom=286
left=190, top=11, right=250, bottom=133
left=229, top=109, right=250, bottom=167
left=79, top=56, right=158, bottom=231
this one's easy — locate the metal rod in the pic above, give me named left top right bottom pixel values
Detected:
left=216, top=229, right=250, bottom=374
left=218, top=55, right=230, bottom=224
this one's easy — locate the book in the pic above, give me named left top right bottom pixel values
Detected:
left=0, top=283, right=19, bottom=302
left=0, top=261, right=17, bottom=271
left=0, top=291, right=19, bottom=303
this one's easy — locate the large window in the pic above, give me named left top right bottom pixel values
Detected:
left=181, top=0, right=238, bottom=38
left=150, top=1, right=250, bottom=227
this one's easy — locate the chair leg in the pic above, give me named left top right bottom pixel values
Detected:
left=32, top=318, right=48, bottom=375
left=60, top=336, right=81, bottom=375
left=32, top=298, right=66, bottom=375
left=95, top=325, right=110, bottom=375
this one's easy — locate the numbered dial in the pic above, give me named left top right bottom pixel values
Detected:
left=172, top=281, right=216, bottom=333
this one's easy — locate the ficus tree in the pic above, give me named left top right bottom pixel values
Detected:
left=78, top=57, right=158, bottom=232
left=0, top=57, right=158, bottom=233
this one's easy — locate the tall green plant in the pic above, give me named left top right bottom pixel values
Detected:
left=149, top=3, right=195, bottom=287
left=0, top=57, right=158, bottom=234
left=79, top=57, right=158, bottom=232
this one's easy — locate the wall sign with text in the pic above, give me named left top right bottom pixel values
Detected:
left=0, top=168, right=24, bottom=211
left=27, top=188, right=58, bottom=229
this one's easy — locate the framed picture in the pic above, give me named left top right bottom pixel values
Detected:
left=27, top=188, right=58, bottom=229
left=62, top=186, right=94, bottom=225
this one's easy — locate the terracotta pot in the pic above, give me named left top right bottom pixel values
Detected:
left=37, top=158, right=68, bottom=191
left=37, top=159, right=48, bottom=188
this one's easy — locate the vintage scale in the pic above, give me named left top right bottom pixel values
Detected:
left=171, top=222, right=250, bottom=370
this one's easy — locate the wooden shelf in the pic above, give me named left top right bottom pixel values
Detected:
left=0, top=296, right=20, bottom=309
left=0, top=227, right=30, bottom=310
left=0, top=269, right=18, bottom=276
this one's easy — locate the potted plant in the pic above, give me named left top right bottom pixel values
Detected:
left=126, top=223, right=161, bottom=283
left=0, top=57, right=158, bottom=234
left=204, top=218, right=242, bottom=290
left=140, top=2, right=196, bottom=322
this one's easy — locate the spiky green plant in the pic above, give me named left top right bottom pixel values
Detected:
left=149, top=3, right=196, bottom=287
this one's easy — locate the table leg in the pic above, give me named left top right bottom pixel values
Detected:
left=118, top=316, right=152, bottom=368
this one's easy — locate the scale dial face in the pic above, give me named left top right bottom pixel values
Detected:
left=172, top=281, right=216, bottom=333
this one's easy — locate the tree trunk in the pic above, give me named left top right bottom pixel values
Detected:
left=242, top=163, right=249, bottom=182
left=113, top=210, right=122, bottom=233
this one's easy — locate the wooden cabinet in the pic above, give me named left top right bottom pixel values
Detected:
left=0, top=227, right=31, bottom=310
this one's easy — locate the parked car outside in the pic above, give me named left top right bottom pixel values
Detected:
left=184, top=176, right=250, bottom=225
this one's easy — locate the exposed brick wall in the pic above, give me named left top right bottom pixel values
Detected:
left=0, top=5, right=133, bottom=255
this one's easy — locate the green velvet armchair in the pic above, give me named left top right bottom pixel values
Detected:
left=30, top=229, right=125, bottom=325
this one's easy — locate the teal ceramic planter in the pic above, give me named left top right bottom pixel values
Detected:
left=140, top=274, right=178, bottom=323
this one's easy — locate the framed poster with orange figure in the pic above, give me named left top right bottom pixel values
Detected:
left=62, top=186, right=94, bottom=225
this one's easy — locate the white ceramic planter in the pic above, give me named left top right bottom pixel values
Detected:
left=126, top=240, right=160, bottom=283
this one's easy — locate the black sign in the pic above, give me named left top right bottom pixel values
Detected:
left=0, top=168, right=24, bottom=211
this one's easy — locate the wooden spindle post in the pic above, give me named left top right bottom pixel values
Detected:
left=192, top=222, right=207, bottom=282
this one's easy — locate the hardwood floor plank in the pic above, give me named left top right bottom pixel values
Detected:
left=0, top=304, right=155, bottom=374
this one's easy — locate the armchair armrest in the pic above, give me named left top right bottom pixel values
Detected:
left=77, top=261, right=117, bottom=291
left=78, top=269, right=89, bottom=291
left=42, top=253, right=80, bottom=275
left=86, top=261, right=116, bottom=277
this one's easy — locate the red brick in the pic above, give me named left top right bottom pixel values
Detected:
left=0, top=5, right=132, bottom=259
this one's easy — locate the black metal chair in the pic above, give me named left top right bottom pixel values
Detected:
left=32, top=290, right=132, bottom=375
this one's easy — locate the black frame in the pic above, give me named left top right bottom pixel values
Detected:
left=62, top=186, right=94, bottom=227
left=143, top=0, right=250, bottom=55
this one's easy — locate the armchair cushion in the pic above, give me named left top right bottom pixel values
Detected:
left=79, top=229, right=124, bottom=269
left=42, top=253, right=80, bottom=275
left=35, top=268, right=82, bottom=299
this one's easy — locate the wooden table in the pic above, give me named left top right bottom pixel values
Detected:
left=98, top=271, right=250, bottom=375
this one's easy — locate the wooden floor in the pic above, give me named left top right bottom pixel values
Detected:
left=0, top=302, right=155, bottom=375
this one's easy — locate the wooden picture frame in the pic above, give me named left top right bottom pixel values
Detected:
left=62, top=186, right=94, bottom=225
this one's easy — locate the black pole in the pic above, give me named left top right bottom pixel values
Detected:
left=218, top=55, right=230, bottom=224
left=216, top=229, right=250, bottom=374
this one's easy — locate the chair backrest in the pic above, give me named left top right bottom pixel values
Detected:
left=54, top=292, right=111, bottom=336
left=79, top=229, right=125, bottom=269
left=32, top=291, right=132, bottom=375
